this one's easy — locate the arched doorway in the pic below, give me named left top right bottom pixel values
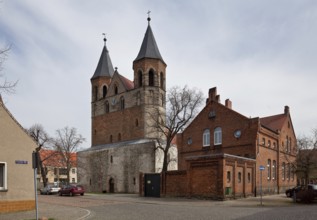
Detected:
left=109, top=178, right=115, bottom=193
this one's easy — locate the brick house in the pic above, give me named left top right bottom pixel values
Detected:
left=38, top=149, right=77, bottom=186
left=161, top=87, right=297, bottom=199
left=78, top=16, right=177, bottom=193
left=0, top=96, right=37, bottom=213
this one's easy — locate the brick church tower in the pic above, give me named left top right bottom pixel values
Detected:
left=90, top=16, right=166, bottom=147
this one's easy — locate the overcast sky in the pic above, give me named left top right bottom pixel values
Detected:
left=1, top=0, right=317, bottom=149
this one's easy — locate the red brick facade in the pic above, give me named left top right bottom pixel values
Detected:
left=161, top=87, right=297, bottom=199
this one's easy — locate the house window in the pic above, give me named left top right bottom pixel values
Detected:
left=282, top=162, right=285, bottom=180
left=262, top=138, right=266, bottom=146
left=110, top=135, right=113, bottom=143
left=138, top=71, right=143, bottom=87
left=247, top=172, right=251, bottom=183
left=72, top=178, right=75, bottom=183
left=227, top=171, right=231, bottom=183
left=214, top=127, right=222, bottom=145
left=135, top=119, right=139, bottom=127
left=149, top=69, right=154, bottom=86
left=238, top=172, right=242, bottom=183
left=120, top=96, right=125, bottom=110
left=267, top=159, right=271, bottom=180
left=0, top=162, right=7, bottom=190
left=203, top=129, right=210, bottom=147
left=291, top=164, right=295, bottom=181
left=110, top=155, right=113, bottom=163
left=287, top=163, right=291, bottom=180
left=273, top=142, right=276, bottom=149
left=102, top=85, right=107, bottom=98
left=72, top=169, right=76, bottom=174
left=272, top=160, right=276, bottom=180
left=268, top=140, right=271, bottom=147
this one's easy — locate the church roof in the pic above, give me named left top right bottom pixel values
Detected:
left=134, top=18, right=165, bottom=64
left=119, top=74, right=134, bottom=90
left=91, top=38, right=114, bottom=79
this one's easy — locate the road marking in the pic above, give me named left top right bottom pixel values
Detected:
left=75, top=207, right=91, bottom=220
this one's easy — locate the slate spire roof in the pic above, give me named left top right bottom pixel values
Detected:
left=91, top=37, right=114, bottom=79
left=134, top=16, right=165, bottom=64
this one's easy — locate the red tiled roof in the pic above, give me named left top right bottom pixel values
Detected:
left=119, top=74, right=134, bottom=90
left=260, top=113, right=287, bottom=132
left=39, top=149, right=77, bottom=167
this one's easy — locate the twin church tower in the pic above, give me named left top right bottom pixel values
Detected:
left=90, top=16, right=167, bottom=147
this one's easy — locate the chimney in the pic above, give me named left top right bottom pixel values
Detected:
left=208, top=87, right=217, bottom=102
left=284, top=105, right=290, bottom=115
left=216, top=95, right=220, bottom=103
left=225, top=99, right=232, bottom=109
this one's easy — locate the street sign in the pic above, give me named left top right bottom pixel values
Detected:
left=259, top=165, right=265, bottom=171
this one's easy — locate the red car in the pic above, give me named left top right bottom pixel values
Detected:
left=58, top=184, right=85, bottom=196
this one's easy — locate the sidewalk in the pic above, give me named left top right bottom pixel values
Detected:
left=0, top=202, right=90, bottom=220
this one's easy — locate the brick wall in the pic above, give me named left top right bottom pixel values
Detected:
left=0, top=200, right=35, bottom=213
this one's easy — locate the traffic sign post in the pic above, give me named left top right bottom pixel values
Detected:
left=259, top=165, right=265, bottom=206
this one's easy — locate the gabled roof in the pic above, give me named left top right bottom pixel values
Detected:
left=119, top=74, right=134, bottom=90
left=260, top=113, right=287, bottom=132
left=134, top=21, right=165, bottom=64
left=91, top=38, right=114, bottom=79
left=40, top=149, right=77, bottom=167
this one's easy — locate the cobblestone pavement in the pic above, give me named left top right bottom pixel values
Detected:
left=0, top=193, right=316, bottom=220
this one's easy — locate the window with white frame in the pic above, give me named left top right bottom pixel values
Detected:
left=0, top=162, right=7, bottom=190
left=272, top=160, right=276, bottom=180
left=203, top=129, right=210, bottom=147
left=267, top=159, right=271, bottom=180
left=214, top=127, right=222, bottom=145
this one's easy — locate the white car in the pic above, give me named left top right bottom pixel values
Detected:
left=40, top=185, right=61, bottom=195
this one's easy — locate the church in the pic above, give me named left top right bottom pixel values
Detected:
left=77, top=16, right=177, bottom=193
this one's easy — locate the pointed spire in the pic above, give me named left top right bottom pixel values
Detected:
left=134, top=14, right=165, bottom=64
left=91, top=34, right=115, bottom=79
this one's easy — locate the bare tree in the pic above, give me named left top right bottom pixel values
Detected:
left=54, top=127, right=85, bottom=184
left=0, top=45, right=17, bottom=94
left=27, top=124, right=53, bottom=187
left=148, top=85, right=204, bottom=172
left=296, top=129, right=317, bottom=185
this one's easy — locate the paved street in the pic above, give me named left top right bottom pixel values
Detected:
left=1, top=193, right=317, bottom=220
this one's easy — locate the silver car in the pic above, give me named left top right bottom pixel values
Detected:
left=40, top=185, right=60, bottom=195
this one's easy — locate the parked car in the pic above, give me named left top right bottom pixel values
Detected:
left=292, top=184, right=317, bottom=203
left=285, top=185, right=303, bottom=197
left=58, top=184, right=85, bottom=196
left=40, top=184, right=61, bottom=195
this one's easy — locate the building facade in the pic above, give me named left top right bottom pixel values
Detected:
left=0, top=96, right=36, bottom=213
left=162, top=87, right=297, bottom=199
left=78, top=17, right=177, bottom=193
left=38, top=149, right=77, bottom=186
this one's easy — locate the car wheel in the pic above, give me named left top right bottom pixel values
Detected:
left=59, top=191, right=62, bottom=196
left=286, top=192, right=291, bottom=197
left=81, top=193, right=84, bottom=196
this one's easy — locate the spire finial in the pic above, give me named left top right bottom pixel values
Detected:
left=102, top=33, right=107, bottom=46
left=115, top=67, right=118, bottom=72
left=147, top=10, right=151, bottom=24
